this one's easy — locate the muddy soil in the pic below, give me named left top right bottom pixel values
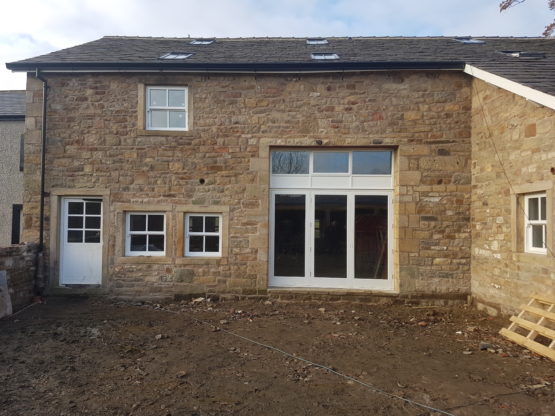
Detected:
left=0, top=296, right=553, bottom=416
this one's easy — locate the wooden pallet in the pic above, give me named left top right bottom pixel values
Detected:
left=499, top=295, right=555, bottom=362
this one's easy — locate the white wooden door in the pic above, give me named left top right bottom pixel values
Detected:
left=60, top=198, right=103, bottom=285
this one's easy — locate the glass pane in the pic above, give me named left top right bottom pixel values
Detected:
left=528, top=197, right=539, bottom=221
left=68, top=202, right=83, bottom=215
left=85, top=202, right=101, bottom=215
left=271, top=151, right=309, bottom=174
left=205, top=216, right=219, bottom=233
left=148, top=215, right=164, bottom=232
left=353, top=151, right=392, bottom=174
left=67, top=230, right=82, bottom=243
left=532, top=225, right=545, bottom=248
left=68, top=216, right=83, bottom=229
left=85, top=216, right=101, bottom=229
left=149, top=89, right=166, bottom=106
left=148, top=235, right=164, bottom=252
left=540, top=197, right=546, bottom=221
left=84, top=230, right=101, bottom=243
left=130, top=235, right=147, bottom=251
left=314, top=195, right=347, bottom=278
left=129, top=214, right=146, bottom=231
left=189, top=216, right=203, bottom=232
left=169, top=111, right=186, bottom=128
left=313, top=152, right=349, bottom=173
left=274, top=194, right=305, bottom=277
left=189, top=236, right=203, bottom=252
left=205, top=236, right=219, bottom=252
left=168, top=89, right=185, bottom=107
left=150, top=110, right=167, bottom=128
left=355, top=195, right=388, bottom=279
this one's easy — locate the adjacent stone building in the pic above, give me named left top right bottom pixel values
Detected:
left=6, top=36, right=554, bottom=313
left=0, top=90, right=25, bottom=246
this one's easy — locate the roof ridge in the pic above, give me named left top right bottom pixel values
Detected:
left=100, top=35, right=550, bottom=41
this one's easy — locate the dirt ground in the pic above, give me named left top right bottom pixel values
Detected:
left=0, top=296, right=553, bottom=416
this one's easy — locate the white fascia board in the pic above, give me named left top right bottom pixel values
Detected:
left=464, top=64, right=555, bottom=111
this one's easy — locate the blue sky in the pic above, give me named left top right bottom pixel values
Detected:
left=1, top=0, right=553, bottom=89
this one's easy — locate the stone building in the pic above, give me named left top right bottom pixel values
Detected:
left=0, top=90, right=25, bottom=246
left=6, top=36, right=555, bottom=314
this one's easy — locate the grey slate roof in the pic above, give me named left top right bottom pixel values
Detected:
left=6, top=36, right=555, bottom=96
left=0, top=91, right=25, bottom=118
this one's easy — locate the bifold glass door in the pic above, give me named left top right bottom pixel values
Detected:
left=314, top=195, right=347, bottom=278
left=274, top=194, right=306, bottom=277
left=270, top=191, right=392, bottom=290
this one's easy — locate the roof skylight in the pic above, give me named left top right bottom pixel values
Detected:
left=500, top=50, right=546, bottom=59
left=311, top=53, right=339, bottom=60
left=160, top=52, right=193, bottom=59
left=454, top=37, right=485, bottom=44
left=306, top=38, right=328, bottom=45
left=190, top=39, right=215, bottom=45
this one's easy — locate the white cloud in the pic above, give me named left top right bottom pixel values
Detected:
left=1, top=0, right=553, bottom=89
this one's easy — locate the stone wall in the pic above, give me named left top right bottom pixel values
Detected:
left=23, top=71, right=472, bottom=298
left=0, top=119, right=25, bottom=246
left=0, top=243, right=37, bottom=313
left=471, top=79, right=555, bottom=315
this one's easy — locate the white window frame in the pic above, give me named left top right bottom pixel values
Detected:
left=146, top=86, right=188, bottom=131
left=185, top=214, right=222, bottom=257
left=269, top=149, right=394, bottom=291
left=125, top=212, right=166, bottom=256
left=270, top=149, right=393, bottom=190
left=524, top=193, right=547, bottom=255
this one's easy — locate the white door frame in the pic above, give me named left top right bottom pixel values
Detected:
left=59, top=197, right=103, bottom=285
left=269, top=189, right=394, bottom=290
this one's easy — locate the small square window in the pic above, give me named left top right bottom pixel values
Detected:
left=126, top=213, right=166, bottom=256
left=185, top=214, right=222, bottom=257
left=146, top=86, right=188, bottom=131
left=524, top=194, right=547, bottom=254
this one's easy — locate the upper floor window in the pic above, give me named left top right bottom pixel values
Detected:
left=525, top=193, right=547, bottom=254
left=146, top=86, right=188, bottom=131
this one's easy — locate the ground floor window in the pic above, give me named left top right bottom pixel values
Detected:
left=125, top=212, right=165, bottom=256
left=524, top=193, right=547, bottom=254
left=185, top=214, right=222, bottom=257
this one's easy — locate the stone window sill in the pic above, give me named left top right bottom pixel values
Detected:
left=136, top=129, right=194, bottom=137
left=116, top=256, right=172, bottom=264
left=175, top=257, right=225, bottom=265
